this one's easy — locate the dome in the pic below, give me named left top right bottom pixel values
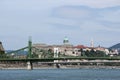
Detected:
left=64, top=36, right=68, bottom=41
left=63, top=36, right=69, bottom=44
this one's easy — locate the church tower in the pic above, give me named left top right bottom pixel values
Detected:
left=90, top=39, right=94, bottom=47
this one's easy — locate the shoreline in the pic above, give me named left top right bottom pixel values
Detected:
left=1, top=65, right=120, bottom=70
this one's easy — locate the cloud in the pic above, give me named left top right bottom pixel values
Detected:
left=1, top=0, right=119, bottom=11
left=0, top=0, right=120, bottom=49
left=52, top=6, right=94, bottom=19
left=98, top=7, right=120, bottom=23
left=62, top=0, right=120, bottom=8
left=51, top=6, right=120, bottom=32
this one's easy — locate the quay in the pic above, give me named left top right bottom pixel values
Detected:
left=0, top=58, right=120, bottom=70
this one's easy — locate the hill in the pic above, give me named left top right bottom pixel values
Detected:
left=109, top=43, right=120, bottom=53
left=5, top=50, right=27, bottom=55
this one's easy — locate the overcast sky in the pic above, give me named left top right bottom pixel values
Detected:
left=0, top=0, right=120, bottom=50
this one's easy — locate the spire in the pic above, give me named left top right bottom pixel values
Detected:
left=90, top=38, right=94, bottom=47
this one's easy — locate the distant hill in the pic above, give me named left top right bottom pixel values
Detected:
left=109, top=43, right=120, bottom=53
left=5, top=50, right=13, bottom=53
left=5, top=50, right=27, bottom=55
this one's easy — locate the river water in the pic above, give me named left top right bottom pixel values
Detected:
left=0, top=69, right=120, bottom=80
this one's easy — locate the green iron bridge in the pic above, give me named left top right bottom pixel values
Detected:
left=0, top=39, right=120, bottom=70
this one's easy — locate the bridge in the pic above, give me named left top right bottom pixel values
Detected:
left=0, top=39, right=120, bottom=70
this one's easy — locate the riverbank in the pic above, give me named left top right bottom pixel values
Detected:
left=1, top=65, right=120, bottom=70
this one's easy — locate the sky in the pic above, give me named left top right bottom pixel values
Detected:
left=0, top=0, right=120, bottom=50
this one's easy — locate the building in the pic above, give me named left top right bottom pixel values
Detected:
left=0, top=41, right=5, bottom=54
left=32, top=37, right=77, bottom=57
left=74, top=45, right=111, bottom=56
left=32, top=37, right=117, bottom=57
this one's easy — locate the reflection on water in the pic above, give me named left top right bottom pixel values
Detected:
left=0, top=69, right=120, bottom=80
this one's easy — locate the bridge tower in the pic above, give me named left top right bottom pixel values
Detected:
left=28, top=37, right=32, bottom=58
left=53, top=47, right=60, bottom=68
left=27, top=37, right=33, bottom=70
left=54, top=47, right=59, bottom=58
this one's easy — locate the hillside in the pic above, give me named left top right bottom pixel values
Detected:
left=5, top=50, right=27, bottom=55
left=109, top=43, right=120, bottom=53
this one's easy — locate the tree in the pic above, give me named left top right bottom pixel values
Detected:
left=84, top=49, right=107, bottom=57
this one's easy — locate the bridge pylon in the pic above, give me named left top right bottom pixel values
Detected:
left=28, top=37, right=32, bottom=58
left=27, top=37, right=33, bottom=70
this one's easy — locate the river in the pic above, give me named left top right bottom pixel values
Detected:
left=0, top=69, right=120, bottom=80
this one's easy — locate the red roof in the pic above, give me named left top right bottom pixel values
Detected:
left=74, top=45, right=87, bottom=49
